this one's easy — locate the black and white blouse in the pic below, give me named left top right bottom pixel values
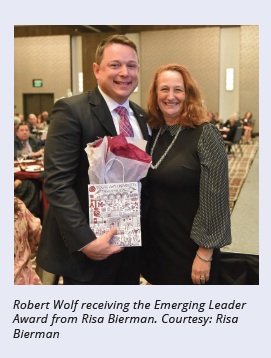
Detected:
left=160, top=122, right=232, bottom=249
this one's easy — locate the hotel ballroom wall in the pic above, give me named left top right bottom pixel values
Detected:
left=14, top=26, right=259, bottom=132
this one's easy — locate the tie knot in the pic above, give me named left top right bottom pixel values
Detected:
left=115, top=106, right=127, bottom=117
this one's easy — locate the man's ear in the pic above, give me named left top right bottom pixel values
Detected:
left=93, top=63, right=99, bottom=79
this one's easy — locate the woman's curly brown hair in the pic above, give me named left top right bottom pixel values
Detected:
left=147, top=64, right=207, bottom=129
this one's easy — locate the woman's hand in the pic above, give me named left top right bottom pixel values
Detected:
left=191, top=247, right=213, bottom=285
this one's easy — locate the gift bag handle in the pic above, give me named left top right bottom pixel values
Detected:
left=104, top=158, right=124, bottom=184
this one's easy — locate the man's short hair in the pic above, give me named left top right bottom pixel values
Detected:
left=28, top=113, right=36, bottom=119
left=95, top=35, right=138, bottom=65
left=17, top=122, right=30, bottom=130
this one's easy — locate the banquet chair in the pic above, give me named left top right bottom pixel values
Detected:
left=249, top=119, right=256, bottom=144
left=224, top=127, right=243, bottom=158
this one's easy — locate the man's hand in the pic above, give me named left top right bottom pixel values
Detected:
left=81, top=228, right=124, bottom=260
left=31, top=148, right=44, bottom=158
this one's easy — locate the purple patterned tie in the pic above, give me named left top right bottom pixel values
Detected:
left=115, top=106, right=134, bottom=137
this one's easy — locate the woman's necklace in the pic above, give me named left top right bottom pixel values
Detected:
left=150, top=125, right=183, bottom=169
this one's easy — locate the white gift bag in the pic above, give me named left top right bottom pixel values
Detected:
left=88, top=159, right=141, bottom=247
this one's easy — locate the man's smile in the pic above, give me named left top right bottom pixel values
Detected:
left=114, top=81, right=132, bottom=85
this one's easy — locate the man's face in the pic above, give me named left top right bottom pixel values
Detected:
left=17, top=125, right=30, bottom=142
left=93, top=43, right=139, bottom=105
left=28, top=115, right=37, bottom=126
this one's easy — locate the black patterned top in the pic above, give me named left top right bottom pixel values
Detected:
left=191, top=123, right=231, bottom=248
left=157, top=122, right=231, bottom=249
left=141, top=122, right=232, bottom=284
left=141, top=123, right=231, bottom=285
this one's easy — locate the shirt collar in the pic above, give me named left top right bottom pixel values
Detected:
left=98, top=86, right=130, bottom=114
left=160, top=123, right=184, bottom=136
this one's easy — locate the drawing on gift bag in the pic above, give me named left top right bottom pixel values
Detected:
left=88, top=182, right=141, bottom=247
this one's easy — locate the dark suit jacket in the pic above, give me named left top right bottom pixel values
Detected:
left=225, top=124, right=237, bottom=142
left=14, top=136, right=42, bottom=159
left=36, top=87, right=149, bottom=282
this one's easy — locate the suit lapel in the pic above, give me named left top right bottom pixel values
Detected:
left=88, top=87, right=117, bottom=137
left=88, top=87, right=149, bottom=141
left=129, top=102, right=149, bottom=141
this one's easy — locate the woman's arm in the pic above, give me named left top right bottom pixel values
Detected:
left=190, top=123, right=232, bottom=284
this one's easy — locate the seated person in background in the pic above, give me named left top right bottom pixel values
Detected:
left=37, top=114, right=42, bottom=125
left=207, top=111, right=219, bottom=126
left=207, top=111, right=213, bottom=123
left=14, top=116, right=20, bottom=136
left=14, top=122, right=44, bottom=159
left=27, top=113, right=38, bottom=134
left=18, top=114, right=24, bottom=122
left=223, top=116, right=237, bottom=141
left=14, top=178, right=42, bottom=219
left=222, top=116, right=237, bottom=153
left=241, top=111, right=253, bottom=143
left=14, top=197, right=42, bottom=285
left=210, top=112, right=220, bottom=126
left=37, top=112, right=48, bottom=131
left=42, top=111, right=50, bottom=125
left=233, top=111, right=241, bottom=126
left=223, top=113, right=239, bottom=128
left=210, top=112, right=221, bottom=128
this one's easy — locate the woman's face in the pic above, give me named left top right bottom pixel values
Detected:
left=246, top=112, right=251, bottom=119
left=157, top=70, right=186, bottom=124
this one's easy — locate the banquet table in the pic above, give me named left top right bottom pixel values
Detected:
left=14, top=159, right=48, bottom=217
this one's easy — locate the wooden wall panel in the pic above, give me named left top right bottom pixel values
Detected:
left=82, top=32, right=117, bottom=91
left=15, top=25, right=81, bottom=37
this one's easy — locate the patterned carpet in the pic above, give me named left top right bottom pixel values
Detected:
left=228, top=137, right=259, bottom=212
left=33, top=137, right=259, bottom=285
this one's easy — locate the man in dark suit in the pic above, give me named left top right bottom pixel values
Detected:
left=36, top=35, right=150, bottom=285
left=14, top=122, right=44, bottom=159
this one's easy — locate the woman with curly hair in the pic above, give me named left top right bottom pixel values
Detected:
left=140, top=64, right=231, bottom=285
left=14, top=197, right=42, bottom=285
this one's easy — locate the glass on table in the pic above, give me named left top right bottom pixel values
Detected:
left=21, top=147, right=28, bottom=162
left=16, top=150, right=23, bottom=165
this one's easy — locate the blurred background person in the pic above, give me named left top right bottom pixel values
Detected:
left=14, top=116, right=20, bottom=137
left=222, top=116, right=237, bottom=141
left=222, top=116, right=238, bottom=154
left=37, top=112, right=48, bottom=131
left=242, top=111, right=253, bottom=143
left=14, top=122, right=44, bottom=159
left=14, top=197, right=42, bottom=285
left=42, top=111, right=50, bottom=125
left=27, top=113, right=38, bottom=134
left=18, top=114, right=24, bottom=122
